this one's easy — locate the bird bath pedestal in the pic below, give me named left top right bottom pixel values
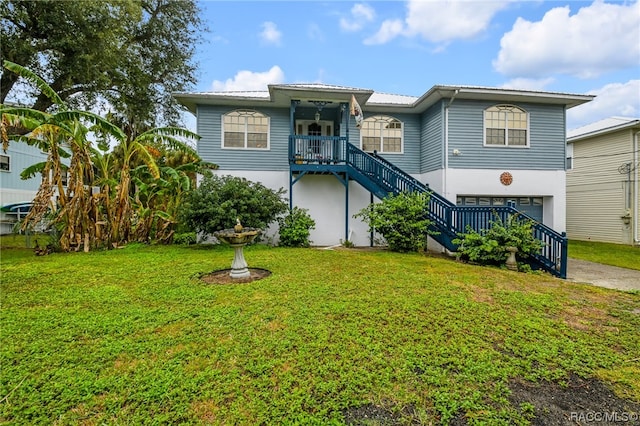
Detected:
left=505, top=246, right=518, bottom=271
left=214, top=221, right=261, bottom=279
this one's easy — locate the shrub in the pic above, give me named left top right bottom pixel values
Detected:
left=278, top=207, right=315, bottom=247
left=453, top=213, right=543, bottom=266
left=341, top=239, right=355, bottom=248
left=354, top=191, right=435, bottom=253
left=173, top=232, right=197, bottom=245
left=180, top=174, right=288, bottom=237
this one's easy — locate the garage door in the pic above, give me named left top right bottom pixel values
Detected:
left=456, top=196, right=544, bottom=223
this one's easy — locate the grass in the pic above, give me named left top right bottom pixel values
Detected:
left=569, top=239, right=640, bottom=270
left=1, top=240, right=639, bottom=424
left=0, top=233, right=44, bottom=250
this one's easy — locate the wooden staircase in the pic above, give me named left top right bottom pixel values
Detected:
left=289, top=136, right=568, bottom=278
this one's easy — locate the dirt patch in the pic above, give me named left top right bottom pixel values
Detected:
left=341, top=402, right=420, bottom=425
left=199, top=268, right=272, bottom=284
left=508, top=374, right=640, bottom=425
left=340, top=375, right=640, bottom=425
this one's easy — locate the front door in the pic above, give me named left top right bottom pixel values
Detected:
left=296, top=120, right=333, bottom=137
left=296, top=120, right=334, bottom=160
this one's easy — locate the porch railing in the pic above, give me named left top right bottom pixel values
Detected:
left=288, top=136, right=568, bottom=278
left=289, top=135, right=348, bottom=164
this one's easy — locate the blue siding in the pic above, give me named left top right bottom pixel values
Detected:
left=197, top=105, right=290, bottom=171
left=348, top=112, right=421, bottom=174
left=0, top=140, right=46, bottom=192
left=195, top=99, right=567, bottom=173
left=447, top=100, right=567, bottom=170
left=420, top=102, right=444, bottom=173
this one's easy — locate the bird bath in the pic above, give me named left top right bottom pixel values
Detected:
left=213, top=219, right=261, bottom=279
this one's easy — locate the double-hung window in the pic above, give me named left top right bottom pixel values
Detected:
left=565, top=143, right=573, bottom=170
left=0, top=154, right=9, bottom=171
left=361, top=115, right=403, bottom=153
left=222, top=110, right=269, bottom=149
left=484, top=105, right=529, bottom=147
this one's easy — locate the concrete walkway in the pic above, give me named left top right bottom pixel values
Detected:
left=566, top=258, right=640, bottom=291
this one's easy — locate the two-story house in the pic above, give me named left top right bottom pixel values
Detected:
left=175, top=84, right=593, bottom=278
left=566, top=117, right=640, bottom=245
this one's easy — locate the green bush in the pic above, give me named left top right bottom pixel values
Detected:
left=453, top=213, right=543, bottom=266
left=173, top=232, right=197, bottom=245
left=278, top=207, right=315, bottom=247
left=180, top=174, right=288, bottom=237
left=354, top=191, right=435, bottom=253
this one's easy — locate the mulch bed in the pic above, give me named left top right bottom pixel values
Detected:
left=199, top=268, right=272, bottom=284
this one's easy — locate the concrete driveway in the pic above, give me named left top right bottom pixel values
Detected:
left=566, top=258, right=640, bottom=291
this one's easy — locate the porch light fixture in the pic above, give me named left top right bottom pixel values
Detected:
left=311, top=100, right=331, bottom=123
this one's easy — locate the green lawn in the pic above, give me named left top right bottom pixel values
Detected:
left=569, top=240, right=640, bottom=270
left=1, top=243, right=639, bottom=424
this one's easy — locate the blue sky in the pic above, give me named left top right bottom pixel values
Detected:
left=191, top=0, right=639, bottom=130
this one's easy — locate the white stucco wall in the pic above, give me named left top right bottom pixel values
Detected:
left=206, top=167, right=567, bottom=247
left=443, top=168, right=566, bottom=232
left=208, top=170, right=376, bottom=246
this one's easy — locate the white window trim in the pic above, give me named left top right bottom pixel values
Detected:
left=0, top=154, right=10, bottom=172
left=566, top=143, right=574, bottom=170
left=483, top=105, right=530, bottom=148
left=360, top=115, right=404, bottom=154
left=220, top=110, right=271, bottom=151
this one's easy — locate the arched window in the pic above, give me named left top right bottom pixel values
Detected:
left=484, top=105, right=528, bottom=147
left=222, top=110, right=269, bottom=149
left=360, top=115, right=403, bottom=153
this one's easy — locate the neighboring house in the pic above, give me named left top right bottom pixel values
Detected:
left=175, top=84, right=593, bottom=277
left=0, top=139, right=48, bottom=234
left=566, top=117, right=640, bottom=246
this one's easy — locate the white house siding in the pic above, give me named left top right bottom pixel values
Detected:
left=567, top=129, right=635, bottom=244
left=0, top=187, right=38, bottom=206
left=0, top=141, right=46, bottom=199
left=0, top=141, right=47, bottom=234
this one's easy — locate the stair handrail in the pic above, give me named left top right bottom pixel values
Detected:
left=342, top=141, right=567, bottom=278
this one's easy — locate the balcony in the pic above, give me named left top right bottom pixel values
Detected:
left=288, top=135, right=348, bottom=170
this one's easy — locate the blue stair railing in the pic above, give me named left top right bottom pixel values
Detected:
left=342, top=143, right=568, bottom=278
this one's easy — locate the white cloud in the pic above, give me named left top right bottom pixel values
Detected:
left=567, top=80, right=640, bottom=130
left=363, top=19, right=404, bottom=45
left=494, top=1, right=640, bottom=79
left=259, top=21, right=282, bottom=46
left=211, top=66, right=285, bottom=91
left=500, top=77, right=556, bottom=91
left=405, top=0, right=508, bottom=42
left=365, top=0, right=507, bottom=45
left=340, top=3, right=376, bottom=32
